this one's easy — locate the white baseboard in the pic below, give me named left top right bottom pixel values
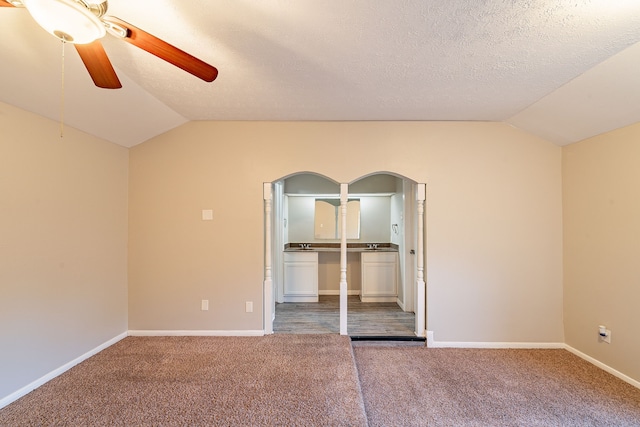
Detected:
left=425, top=331, right=639, bottom=390
left=425, top=331, right=564, bottom=349
left=128, top=330, right=265, bottom=337
left=429, top=341, right=565, bottom=349
left=427, top=331, right=565, bottom=349
left=565, top=345, right=640, bottom=390
left=0, top=331, right=127, bottom=410
left=318, top=290, right=360, bottom=296
left=426, top=330, right=435, bottom=347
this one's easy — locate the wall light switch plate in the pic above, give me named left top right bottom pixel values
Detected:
left=202, top=210, right=213, bottom=221
left=201, top=299, right=209, bottom=311
left=245, top=301, right=253, bottom=313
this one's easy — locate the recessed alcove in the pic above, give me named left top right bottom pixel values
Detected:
left=264, top=171, right=425, bottom=337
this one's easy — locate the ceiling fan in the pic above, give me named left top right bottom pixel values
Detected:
left=0, top=0, right=218, bottom=89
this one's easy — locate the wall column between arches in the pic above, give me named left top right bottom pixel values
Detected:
left=339, top=183, right=348, bottom=335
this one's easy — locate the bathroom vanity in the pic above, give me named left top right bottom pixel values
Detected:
left=282, top=244, right=398, bottom=303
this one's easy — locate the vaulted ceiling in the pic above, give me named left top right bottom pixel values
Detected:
left=1, top=1, right=639, bottom=147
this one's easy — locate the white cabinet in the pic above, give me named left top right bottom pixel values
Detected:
left=283, top=252, right=318, bottom=302
left=360, top=251, right=398, bottom=302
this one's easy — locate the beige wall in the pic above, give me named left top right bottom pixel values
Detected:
left=0, top=103, right=129, bottom=400
left=6, top=102, right=639, bottom=402
left=563, top=122, right=640, bottom=382
left=318, top=252, right=362, bottom=294
left=128, top=121, right=564, bottom=343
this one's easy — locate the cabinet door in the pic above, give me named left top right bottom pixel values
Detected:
left=284, top=262, right=318, bottom=295
left=361, top=252, right=397, bottom=302
left=283, top=252, right=318, bottom=302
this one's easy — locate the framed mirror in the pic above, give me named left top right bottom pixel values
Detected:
left=314, top=198, right=360, bottom=239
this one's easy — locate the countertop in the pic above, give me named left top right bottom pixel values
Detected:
left=284, top=243, right=398, bottom=253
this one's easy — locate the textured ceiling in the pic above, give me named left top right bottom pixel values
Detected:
left=1, top=1, right=639, bottom=147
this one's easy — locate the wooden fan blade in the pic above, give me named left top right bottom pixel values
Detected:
left=104, top=16, right=218, bottom=82
left=75, top=41, right=122, bottom=89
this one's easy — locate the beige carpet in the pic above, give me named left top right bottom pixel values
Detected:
left=0, top=335, right=368, bottom=426
left=3, top=337, right=640, bottom=426
left=352, top=345, right=640, bottom=426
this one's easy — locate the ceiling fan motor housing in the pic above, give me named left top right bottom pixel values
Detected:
left=80, top=0, right=108, bottom=18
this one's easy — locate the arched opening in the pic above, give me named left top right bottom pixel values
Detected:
left=264, top=171, right=425, bottom=337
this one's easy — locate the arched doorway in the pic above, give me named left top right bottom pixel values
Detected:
left=263, top=172, right=425, bottom=337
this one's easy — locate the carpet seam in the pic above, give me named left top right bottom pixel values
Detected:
left=347, top=339, right=371, bottom=427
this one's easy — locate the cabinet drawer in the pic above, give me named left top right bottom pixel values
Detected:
left=361, top=251, right=397, bottom=263
left=284, top=251, right=318, bottom=262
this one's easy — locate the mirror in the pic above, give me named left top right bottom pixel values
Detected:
left=314, top=199, right=360, bottom=239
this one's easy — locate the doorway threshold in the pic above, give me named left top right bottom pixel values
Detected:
left=350, top=335, right=426, bottom=342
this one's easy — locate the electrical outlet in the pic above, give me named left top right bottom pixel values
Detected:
left=598, top=325, right=611, bottom=344
left=201, top=299, right=209, bottom=311
left=245, top=301, right=253, bottom=313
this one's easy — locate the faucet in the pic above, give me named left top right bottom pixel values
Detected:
left=299, top=243, right=311, bottom=250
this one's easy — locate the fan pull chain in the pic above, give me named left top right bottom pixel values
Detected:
left=60, top=39, right=65, bottom=138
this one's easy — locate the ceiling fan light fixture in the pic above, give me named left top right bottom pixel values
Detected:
left=22, top=0, right=105, bottom=44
